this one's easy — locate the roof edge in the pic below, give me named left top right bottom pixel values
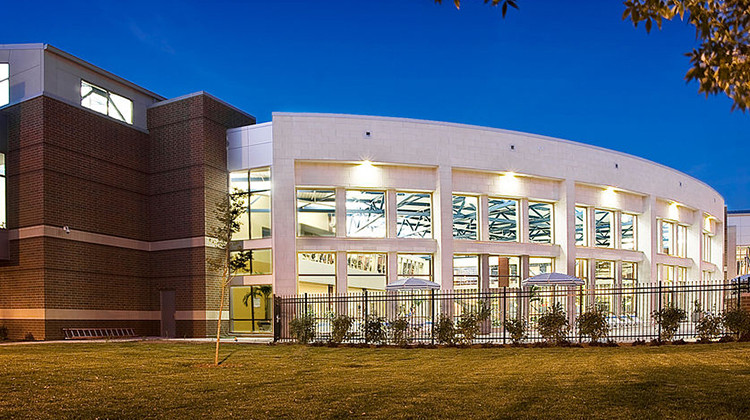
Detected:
left=149, top=91, right=255, bottom=121
left=272, top=112, right=725, bottom=202
left=43, top=44, right=166, bottom=101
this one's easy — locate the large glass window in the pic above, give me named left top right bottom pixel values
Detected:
left=575, top=259, right=589, bottom=286
left=488, top=198, right=518, bottom=242
left=575, top=207, right=587, bottom=246
left=396, top=192, right=431, bottom=238
left=297, top=190, right=336, bottom=237
left=248, top=168, right=271, bottom=239
left=298, top=253, right=336, bottom=295
left=229, top=171, right=249, bottom=240
left=0, top=63, right=8, bottom=107
left=622, top=262, right=638, bottom=315
left=736, top=246, right=749, bottom=276
left=397, top=254, right=432, bottom=282
left=702, top=233, right=711, bottom=262
left=80, top=80, right=133, bottom=124
left=661, top=220, right=674, bottom=255
left=528, top=202, right=552, bottom=244
left=347, top=253, right=387, bottom=293
left=621, top=213, right=636, bottom=250
left=529, top=257, right=554, bottom=276
left=595, top=260, right=615, bottom=312
left=490, top=256, right=520, bottom=288
left=230, top=285, right=273, bottom=333
left=230, top=168, right=271, bottom=241
left=346, top=190, right=385, bottom=238
left=452, top=195, right=478, bottom=240
left=453, top=254, right=479, bottom=290
left=659, top=264, right=675, bottom=286
left=594, top=209, right=613, bottom=248
left=676, top=224, right=687, bottom=257
left=231, top=248, right=272, bottom=275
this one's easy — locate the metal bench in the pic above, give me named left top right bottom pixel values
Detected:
left=62, top=328, right=137, bottom=340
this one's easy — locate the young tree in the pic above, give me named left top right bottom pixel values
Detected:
left=437, top=1, right=750, bottom=111
left=207, top=190, right=251, bottom=366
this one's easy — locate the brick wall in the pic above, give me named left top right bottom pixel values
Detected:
left=0, top=93, right=253, bottom=340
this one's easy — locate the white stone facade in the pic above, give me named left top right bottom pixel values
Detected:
left=227, top=113, right=726, bottom=295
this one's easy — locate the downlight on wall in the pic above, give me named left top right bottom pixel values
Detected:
left=601, top=186, right=618, bottom=208
left=352, top=159, right=380, bottom=186
left=669, top=201, right=680, bottom=221
left=497, top=171, right=521, bottom=196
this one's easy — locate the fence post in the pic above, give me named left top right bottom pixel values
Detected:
left=431, top=289, right=435, bottom=345
left=363, top=290, right=369, bottom=344
left=304, top=293, right=308, bottom=316
left=502, top=287, right=507, bottom=345
left=273, top=295, right=280, bottom=342
left=657, top=282, right=662, bottom=342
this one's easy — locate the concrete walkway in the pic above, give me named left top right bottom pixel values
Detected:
left=0, top=336, right=274, bottom=346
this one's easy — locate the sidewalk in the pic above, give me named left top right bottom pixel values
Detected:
left=0, top=336, right=274, bottom=346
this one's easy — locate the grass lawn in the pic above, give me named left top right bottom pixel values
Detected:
left=1, top=341, right=749, bottom=419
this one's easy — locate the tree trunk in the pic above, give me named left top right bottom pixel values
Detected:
left=214, top=283, right=225, bottom=366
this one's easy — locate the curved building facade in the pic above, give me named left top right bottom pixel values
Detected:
left=0, top=44, right=727, bottom=338
left=226, top=113, right=725, bottom=332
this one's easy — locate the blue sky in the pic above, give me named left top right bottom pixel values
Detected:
left=3, top=0, right=748, bottom=209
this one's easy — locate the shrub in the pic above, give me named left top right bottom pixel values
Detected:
left=24, top=332, right=35, bottom=341
left=503, top=318, right=526, bottom=345
left=329, top=314, right=353, bottom=345
left=576, top=305, right=610, bottom=343
left=652, top=304, right=686, bottom=342
left=362, top=315, right=387, bottom=344
left=0, top=325, right=8, bottom=341
left=289, top=313, right=316, bottom=344
left=722, top=306, right=750, bottom=340
left=389, top=316, right=410, bottom=346
left=433, top=314, right=456, bottom=345
left=456, top=304, right=491, bottom=345
left=695, top=312, right=723, bottom=342
left=537, top=303, right=569, bottom=344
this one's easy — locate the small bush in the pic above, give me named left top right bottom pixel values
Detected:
left=456, top=304, right=491, bottom=345
left=695, top=312, right=723, bottom=342
left=722, top=306, right=750, bottom=340
left=537, top=303, right=569, bottom=345
left=433, top=314, right=456, bottom=345
left=0, top=325, right=8, bottom=341
left=289, top=313, right=316, bottom=344
left=576, top=305, right=610, bottom=343
left=24, top=332, right=35, bottom=341
left=329, top=314, right=353, bottom=345
left=389, top=316, right=410, bottom=346
left=503, top=318, right=526, bottom=345
left=362, top=315, right=387, bottom=344
left=652, top=304, right=686, bottom=342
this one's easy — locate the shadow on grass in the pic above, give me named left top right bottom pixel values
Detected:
left=218, top=350, right=238, bottom=366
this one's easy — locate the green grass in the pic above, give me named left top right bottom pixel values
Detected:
left=1, top=342, right=749, bottom=419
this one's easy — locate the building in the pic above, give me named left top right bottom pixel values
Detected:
left=727, top=210, right=750, bottom=280
left=0, top=44, right=729, bottom=339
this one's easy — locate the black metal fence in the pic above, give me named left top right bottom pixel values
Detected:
left=274, top=280, right=748, bottom=344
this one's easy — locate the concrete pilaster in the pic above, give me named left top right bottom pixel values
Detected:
left=555, top=179, right=576, bottom=275
left=436, top=166, right=454, bottom=288
left=479, top=254, right=490, bottom=291
left=335, top=187, right=346, bottom=238
left=336, top=250, right=348, bottom=294
left=386, top=189, right=398, bottom=238
left=479, top=195, right=489, bottom=242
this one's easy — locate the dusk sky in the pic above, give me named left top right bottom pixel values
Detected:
left=4, top=0, right=748, bottom=209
